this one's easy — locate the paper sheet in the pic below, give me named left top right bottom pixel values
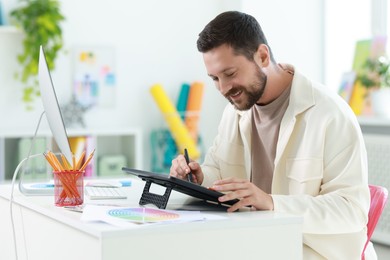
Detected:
left=81, top=205, right=225, bottom=228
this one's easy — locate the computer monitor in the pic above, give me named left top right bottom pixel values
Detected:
left=38, top=45, right=72, bottom=163
left=18, top=46, right=72, bottom=195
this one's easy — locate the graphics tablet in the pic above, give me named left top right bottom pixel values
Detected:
left=122, top=167, right=239, bottom=208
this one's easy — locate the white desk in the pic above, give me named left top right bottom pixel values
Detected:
left=0, top=178, right=303, bottom=260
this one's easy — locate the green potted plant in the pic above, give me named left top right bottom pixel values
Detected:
left=357, top=55, right=390, bottom=117
left=10, top=0, right=65, bottom=109
left=358, top=55, right=390, bottom=88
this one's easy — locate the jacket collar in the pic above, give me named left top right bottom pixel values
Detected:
left=276, top=69, right=316, bottom=165
left=286, top=69, right=316, bottom=117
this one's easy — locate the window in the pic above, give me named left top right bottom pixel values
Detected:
left=325, top=0, right=388, bottom=92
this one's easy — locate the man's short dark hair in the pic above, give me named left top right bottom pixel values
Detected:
left=197, top=11, right=275, bottom=62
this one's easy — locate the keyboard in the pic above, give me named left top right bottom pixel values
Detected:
left=85, top=186, right=127, bottom=200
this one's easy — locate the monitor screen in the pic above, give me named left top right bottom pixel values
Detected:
left=39, top=45, right=72, bottom=163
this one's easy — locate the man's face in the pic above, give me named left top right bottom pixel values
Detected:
left=203, top=44, right=267, bottom=111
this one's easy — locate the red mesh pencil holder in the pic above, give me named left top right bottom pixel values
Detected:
left=53, top=170, right=84, bottom=206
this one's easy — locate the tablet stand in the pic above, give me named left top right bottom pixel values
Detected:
left=139, top=180, right=172, bottom=209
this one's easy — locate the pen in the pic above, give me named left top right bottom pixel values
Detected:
left=184, top=148, right=193, bottom=182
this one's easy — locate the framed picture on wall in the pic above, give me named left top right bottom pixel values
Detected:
left=72, top=46, right=116, bottom=108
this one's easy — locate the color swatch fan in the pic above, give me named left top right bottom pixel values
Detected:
left=108, top=208, right=179, bottom=223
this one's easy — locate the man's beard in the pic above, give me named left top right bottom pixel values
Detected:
left=225, top=66, right=267, bottom=111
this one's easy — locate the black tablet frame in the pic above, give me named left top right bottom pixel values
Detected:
left=122, top=167, right=238, bottom=209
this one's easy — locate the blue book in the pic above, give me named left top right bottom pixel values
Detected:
left=0, top=2, right=3, bottom=25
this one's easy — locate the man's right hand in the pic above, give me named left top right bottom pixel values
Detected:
left=170, top=154, right=204, bottom=184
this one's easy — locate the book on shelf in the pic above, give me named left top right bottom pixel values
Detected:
left=69, top=135, right=95, bottom=177
left=338, top=71, right=356, bottom=104
left=349, top=37, right=387, bottom=115
left=84, top=136, right=96, bottom=177
left=18, top=137, right=47, bottom=180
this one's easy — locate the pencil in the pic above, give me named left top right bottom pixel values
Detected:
left=79, top=149, right=95, bottom=171
left=75, top=151, right=86, bottom=170
left=43, top=152, right=59, bottom=171
left=61, top=154, right=72, bottom=171
left=72, top=154, right=76, bottom=171
left=48, top=151, right=65, bottom=171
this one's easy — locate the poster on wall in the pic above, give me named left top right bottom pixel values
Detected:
left=72, top=46, right=116, bottom=108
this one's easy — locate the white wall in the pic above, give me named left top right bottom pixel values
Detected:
left=0, top=0, right=324, bottom=170
left=0, top=0, right=239, bottom=170
left=242, top=0, right=324, bottom=84
left=58, top=0, right=238, bottom=170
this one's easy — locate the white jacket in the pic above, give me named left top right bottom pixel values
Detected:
left=201, top=70, right=371, bottom=259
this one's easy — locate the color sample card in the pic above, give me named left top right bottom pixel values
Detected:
left=81, top=205, right=210, bottom=228
left=108, top=208, right=179, bottom=223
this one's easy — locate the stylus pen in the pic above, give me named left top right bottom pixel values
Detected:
left=184, top=148, right=193, bottom=183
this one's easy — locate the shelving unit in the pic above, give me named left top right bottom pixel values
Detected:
left=358, top=116, right=390, bottom=246
left=358, top=116, right=390, bottom=134
left=0, top=26, right=21, bottom=33
left=0, top=127, right=143, bottom=182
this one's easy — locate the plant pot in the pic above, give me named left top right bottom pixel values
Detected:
left=371, top=88, right=390, bottom=117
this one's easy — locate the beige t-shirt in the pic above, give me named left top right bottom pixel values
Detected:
left=251, top=83, right=291, bottom=193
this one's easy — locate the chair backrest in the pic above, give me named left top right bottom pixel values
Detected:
left=362, top=184, right=388, bottom=259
